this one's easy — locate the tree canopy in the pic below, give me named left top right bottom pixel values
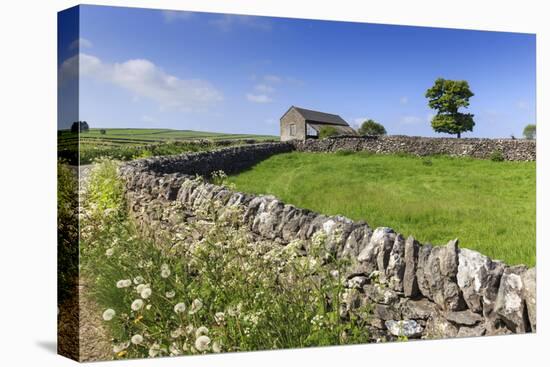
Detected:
left=523, top=124, right=536, bottom=140
left=358, top=119, right=387, bottom=136
left=425, top=78, right=475, bottom=138
left=318, top=126, right=339, bottom=139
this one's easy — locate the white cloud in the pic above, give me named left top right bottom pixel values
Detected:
left=246, top=93, right=272, bottom=103
left=162, top=10, right=194, bottom=23
left=209, top=14, right=271, bottom=32
left=60, top=53, right=223, bottom=111
left=400, top=96, right=409, bottom=105
left=254, top=83, right=275, bottom=93
left=69, top=37, right=92, bottom=50
left=263, top=74, right=282, bottom=83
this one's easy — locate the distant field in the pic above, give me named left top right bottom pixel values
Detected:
left=58, top=128, right=278, bottom=164
left=228, top=151, right=536, bottom=266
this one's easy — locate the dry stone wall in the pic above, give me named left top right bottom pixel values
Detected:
left=119, top=142, right=536, bottom=342
left=293, top=135, right=536, bottom=161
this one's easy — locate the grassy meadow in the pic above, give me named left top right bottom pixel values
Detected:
left=228, top=151, right=536, bottom=266
left=58, top=128, right=278, bottom=164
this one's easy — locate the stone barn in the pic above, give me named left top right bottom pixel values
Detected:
left=280, top=106, right=356, bottom=141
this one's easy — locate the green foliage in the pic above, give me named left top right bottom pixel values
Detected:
left=523, top=124, right=536, bottom=140
left=319, top=126, right=339, bottom=139
left=426, top=78, right=475, bottom=138
left=490, top=150, right=504, bottom=162
left=228, top=152, right=535, bottom=266
left=80, top=162, right=373, bottom=359
left=57, top=162, right=79, bottom=303
left=358, top=119, right=387, bottom=135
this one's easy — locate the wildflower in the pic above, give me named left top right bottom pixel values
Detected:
left=195, top=326, right=209, bottom=337
left=170, top=328, right=182, bottom=338
left=212, top=341, right=222, bottom=353
left=117, top=350, right=127, bottom=358
left=165, top=290, right=175, bottom=298
left=105, top=248, right=114, bottom=257
left=185, top=324, right=194, bottom=335
left=112, top=341, right=129, bottom=353
left=140, top=287, right=152, bottom=299
left=188, top=299, right=203, bottom=314
left=173, top=302, right=186, bottom=313
left=102, top=308, right=116, bottom=321
left=148, top=343, right=162, bottom=358
left=116, top=279, right=132, bottom=288
left=134, top=315, right=143, bottom=324
left=169, top=342, right=181, bottom=356
left=133, top=276, right=144, bottom=284
left=145, top=304, right=152, bottom=310
left=131, top=334, right=143, bottom=345
left=160, top=263, right=171, bottom=278
left=195, top=335, right=211, bottom=352
left=214, top=312, right=225, bottom=325
left=136, top=284, right=147, bottom=294
left=131, top=299, right=144, bottom=311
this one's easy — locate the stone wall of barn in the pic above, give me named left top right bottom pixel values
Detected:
left=293, top=135, right=536, bottom=161
left=119, top=143, right=536, bottom=341
left=280, top=108, right=307, bottom=142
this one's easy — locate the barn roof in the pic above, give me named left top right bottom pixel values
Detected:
left=289, top=106, right=350, bottom=126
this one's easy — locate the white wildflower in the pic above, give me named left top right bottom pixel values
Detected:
left=131, top=299, right=144, bottom=311
left=133, top=276, right=144, bottom=284
left=140, top=286, right=152, bottom=299
left=173, top=302, right=187, bottom=313
left=185, top=324, right=194, bottom=335
left=195, top=326, right=209, bottom=337
left=160, top=263, right=171, bottom=278
left=148, top=343, right=161, bottom=358
left=112, top=341, right=130, bottom=353
left=131, top=334, right=143, bottom=345
left=169, top=342, right=181, bottom=356
left=105, top=248, right=114, bottom=257
left=165, top=290, right=175, bottom=298
left=146, top=304, right=152, bottom=310
left=116, top=279, right=132, bottom=288
left=188, top=298, right=203, bottom=314
left=102, top=308, right=116, bottom=321
left=170, top=327, right=182, bottom=338
left=212, top=341, right=221, bottom=353
left=214, top=312, right=225, bottom=325
left=195, top=335, right=211, bottom=352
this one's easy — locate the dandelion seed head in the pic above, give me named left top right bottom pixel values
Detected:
left=173, top=302, right=186, bottom=313
left=140, top=287, right=152, bottom=299
left=102, top=308, right=116, bottom=321
left=105, top=248, right=114, bottom=257
left=195, top=335, right=211, bottom=352
left=165, top=290, right=175, bottom=298
left=188, top=298, right=203, bottom=314
left=195, top=326, right=209, bottom=337
left=116, top=279, right=132, bottom=288
left=131, top=299, right=144, bottom=311
left=131, top=334, right=143, bottom=345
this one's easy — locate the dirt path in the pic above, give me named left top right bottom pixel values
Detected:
left=78, top=278, right=113, bottom=362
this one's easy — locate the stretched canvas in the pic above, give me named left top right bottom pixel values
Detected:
left=57, top=4, right=536, bottom=362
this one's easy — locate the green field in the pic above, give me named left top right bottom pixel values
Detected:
left=58, top=128, right=278, bottom=164
left=228, top=151, right=536, bottom=266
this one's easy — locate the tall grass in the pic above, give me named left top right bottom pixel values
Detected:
left=228, top=152, right=536, bottom=266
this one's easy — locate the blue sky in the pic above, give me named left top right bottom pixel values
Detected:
left=58, top=5, right=536, bottom=137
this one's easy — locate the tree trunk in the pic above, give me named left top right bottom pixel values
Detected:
left=457, top=132, right=461, bottom=138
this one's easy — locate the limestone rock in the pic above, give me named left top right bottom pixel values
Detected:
left=400, top=298, right=437, bottom=320
left=416, top=243, right=433, bottom=299
left=403, top=236, right=420, bottom=297
left=373, top=304, right=401, bottom=321
left=386, top=234, right=406, bottom=292
left=495, top=265, right=529, bottom=333
left=357, top=227, right=396, bottom=275
left=521, top=267, right=536, bottom=331
left=385, top=320, right=423, bottom=338
left=364, top=284, right=399, bottom=305
left=457, top=248, right=505, bottom=314
left=456, top=324, right=486, bottom=337
left=424, top=315, right=459, bottom=339
left=443, top=310, right=483, bottom=326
